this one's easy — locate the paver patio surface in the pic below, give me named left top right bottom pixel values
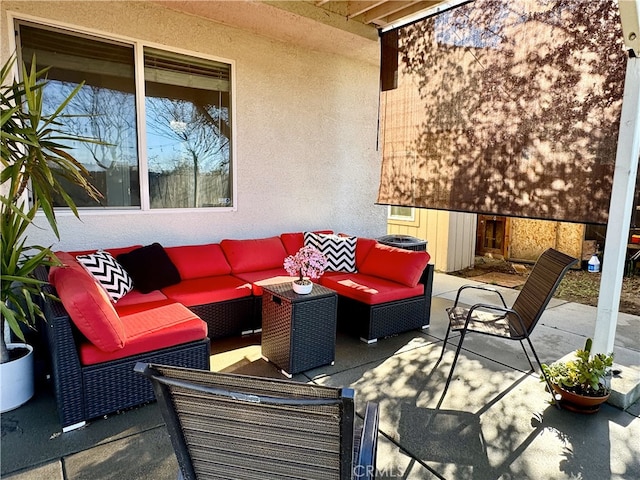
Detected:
left=2, top=273, right=639, bottom=479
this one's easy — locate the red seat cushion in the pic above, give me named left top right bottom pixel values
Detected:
left=320, top=273, right=424, bottom=305
left=165, top=244, right=232, bottom=280
left=79, top=302, right=207, bottom=365
left=161, top=276, right=252, bottom=306
left=220, top=237, right=288, bottom=274
left=114, top=289, right=169, bottom=308
left=49, top=252, right=126, bottom=352
left=358, top=244, right=430, bottom=287
left=114, top=299, right=176, bottom=316
left=233, top=268, right=293, bottom=296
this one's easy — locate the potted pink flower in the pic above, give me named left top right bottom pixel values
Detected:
left=283, top=246, right=328, bottom=294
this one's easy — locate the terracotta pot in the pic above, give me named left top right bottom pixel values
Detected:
left=551, top=383, right=610, bottom=414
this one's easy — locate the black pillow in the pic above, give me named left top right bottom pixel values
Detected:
left=116, top=243, right=181, bottom=294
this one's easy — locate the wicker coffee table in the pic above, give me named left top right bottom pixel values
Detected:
left=261, top=282, right=338, bottom=377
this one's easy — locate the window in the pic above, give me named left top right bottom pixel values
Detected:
left=16, top=21, right=233, bottom=210
left=388, top=206, right=415, bottom=222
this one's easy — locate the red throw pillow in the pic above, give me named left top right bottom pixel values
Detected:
left=359, top=244, right=430, bottom=287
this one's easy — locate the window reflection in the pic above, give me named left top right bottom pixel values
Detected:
left=19, top=23, right=140, bottom=208
left=144, top=48, right=232, bottom=209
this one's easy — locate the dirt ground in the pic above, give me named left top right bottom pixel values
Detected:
left=451, top=256, right=640, bottom=316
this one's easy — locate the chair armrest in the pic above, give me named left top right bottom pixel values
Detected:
left=466, top=303, right=517, bottom=318
left=453, top=284, right=508, bottom=308
left=353, top=402, right=379, bottom=480
left=465, top=303, right=527, bottom=335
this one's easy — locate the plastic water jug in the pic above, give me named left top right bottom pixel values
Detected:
left=588, top=254, right=600, bottom=273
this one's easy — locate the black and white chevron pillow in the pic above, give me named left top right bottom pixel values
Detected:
left=304, top=232, right=357, bottom=273
left=76, top=250, right=133, bottom=303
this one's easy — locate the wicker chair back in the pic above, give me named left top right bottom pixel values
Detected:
left=136, top=363, right=379, bottom=480
left=510, top=248, right=578, bottom=336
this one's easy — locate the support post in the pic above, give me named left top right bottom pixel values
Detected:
left=592, top=52, right=640, bottom=355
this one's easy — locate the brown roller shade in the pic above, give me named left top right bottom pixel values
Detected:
left=378, top=0, right=627, bottom=225
left=380, top=29, right=399, bottom=92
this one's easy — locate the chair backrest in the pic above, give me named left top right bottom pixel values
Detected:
left=510, top=248, right=578, bottom=336
left=135, top=363, right=358, bottom=480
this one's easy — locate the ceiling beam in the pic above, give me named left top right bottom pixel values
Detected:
left=346, top=2, right=388, bottom=19
left=377, top=1, right=442, bottom=26
left=361, top=1, right=422, bottom=24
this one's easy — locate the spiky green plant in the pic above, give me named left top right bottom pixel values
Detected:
left=1, top=54, right=102, bottom=363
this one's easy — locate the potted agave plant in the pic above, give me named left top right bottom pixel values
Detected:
left=283, top=245, right=328, bottom=294
left=541, top=338, right=614, bottom=413
left=1, top=55, right=101, bottom=412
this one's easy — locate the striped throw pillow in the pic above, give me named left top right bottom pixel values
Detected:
left=304, top=232, right=357, bottom=273
left=76, top=250, right=133, bottom=303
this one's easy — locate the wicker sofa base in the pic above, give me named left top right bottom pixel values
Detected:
left=189, top=296, right=256, bottom=338
left=36, top=266, right=211, bottom=431
left=336, top=263, right=435, bottom=343
left=337, top=295, right=429, bottom=342
left=82, top=339, right=210, bottom=422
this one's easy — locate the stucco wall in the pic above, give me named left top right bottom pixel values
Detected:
left=1, top=1, right=386, bottom=250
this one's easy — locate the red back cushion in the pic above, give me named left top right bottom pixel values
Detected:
left=358, top=244, right=430, bottom=287
left=165, top=244, right=231, bottom=280
left=338, top=234, right=378, bottom=268
left=49, top=252, right=126, bottom=352
left=355, top=237, right=378, bottom=268
left=220, top=237, right=288, bottom=273
left=280, top=230, right=333, bottom=255
left=69, top=245, right=143, bottom=257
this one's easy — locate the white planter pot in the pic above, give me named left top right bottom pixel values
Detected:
left=0, top=343, right=34, bottom=413
left=292, top=280, right=313, bottom=295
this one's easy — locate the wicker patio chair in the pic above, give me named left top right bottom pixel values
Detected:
left=435, top=248, right=578, bottom=408
left=135, top=363, right=379, bottom=480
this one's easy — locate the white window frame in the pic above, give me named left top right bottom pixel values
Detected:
left=387, top=206, right=416, bottom=222
left=7, top=11, right=237, bottom=215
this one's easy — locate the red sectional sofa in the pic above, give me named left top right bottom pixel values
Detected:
left=37, top=230, right=433, bottom=431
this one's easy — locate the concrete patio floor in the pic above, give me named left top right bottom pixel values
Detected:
left=2, top=272, right=639, bottom=479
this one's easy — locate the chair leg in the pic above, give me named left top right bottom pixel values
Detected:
left=435, top=323, right=452, bottom=367
left=524, top=337, right=562, bottom=408
left=436, top=328, right=467, bottom=410
left=519, top=340, right=535, bottom=372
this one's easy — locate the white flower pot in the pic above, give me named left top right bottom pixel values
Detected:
left=292, top=280, right=313, bottom=295
left=0, top=343, right=34, bottom=413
